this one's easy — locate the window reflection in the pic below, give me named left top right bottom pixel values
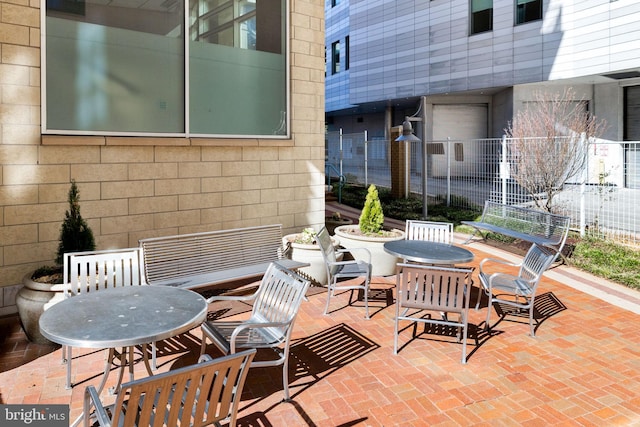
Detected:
left=45, top=0, right=288, bottom=137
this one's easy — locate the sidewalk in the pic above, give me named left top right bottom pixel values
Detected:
left=326, top=201, right=640, bottom=315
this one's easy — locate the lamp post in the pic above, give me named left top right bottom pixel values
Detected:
left=395, top=116, right=421, bottom=199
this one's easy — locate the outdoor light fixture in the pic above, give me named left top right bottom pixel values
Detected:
left=395, top=116, right=421, bottom=199
left=394, top=116, right=421, bottom=143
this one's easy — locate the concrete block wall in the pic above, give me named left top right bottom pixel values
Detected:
left=0, top=0, right=326, bottom=316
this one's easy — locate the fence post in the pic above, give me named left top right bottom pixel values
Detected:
left=339, top=128, right=343, bottom=180
left=364, top=130, right=368, bottom=186
left=579, top=134, right=587, bottom=236
left=501, top=135, right=508, bottom=205
left=447, top=137, right=451, bottom=206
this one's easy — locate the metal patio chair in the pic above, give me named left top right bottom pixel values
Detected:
left=394, top=263, right=473, bottom=363
left=62, top=247, right=151, bottom=389
left=478, top=243, right=556, bottom=336
left=200, top=262, right=310, bottom=401
left=316, top=226, right=373, bottom=319
left=405, top=219, right=454, bottom=244
left=83, top=349, right=256, bottom=427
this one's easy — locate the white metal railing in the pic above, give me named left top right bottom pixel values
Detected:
left=326, top=131, right=640, bottom=246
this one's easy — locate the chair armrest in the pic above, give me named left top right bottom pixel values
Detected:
left=479, top=257, right=520, bottom=274
left=329, top=260, right=370, bottom=269
left=83, top=385, right=111, bottom=427
left=336, top=247, right=372, bottom=263
left=206, top=292, right=257, bottom=304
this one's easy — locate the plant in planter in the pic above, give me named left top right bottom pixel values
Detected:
left=294, top=227, right=317, bottom=244
left=282, top=227, right=341, bottom=286
left=333, top=184, right=405, bottom=276
left=324, top=211, right=352, bottom=235
left=17, top=180, right=96, bottom=344
left=359, top=184, right=385, bottom=234
left=55, top=180, right=96, bottom=266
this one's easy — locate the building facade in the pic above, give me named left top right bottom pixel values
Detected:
left=325, top=0, right=640, bottom=186
left=0, top=0, right=326, bottom=316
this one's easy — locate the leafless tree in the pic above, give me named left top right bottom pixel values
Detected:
left=505, top=87, right=607, bottom=212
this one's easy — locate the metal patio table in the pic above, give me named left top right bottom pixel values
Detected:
left=39, top=285, right=207, bottom=396
left=383, top=240, right=474, bottom=265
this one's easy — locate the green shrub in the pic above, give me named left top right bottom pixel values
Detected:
left=55, top=180, right=96, bottom=265
left=359, top=184, right=384, bottom=234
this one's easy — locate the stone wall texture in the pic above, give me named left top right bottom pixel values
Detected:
left=0, top=0, right=326, bottom=316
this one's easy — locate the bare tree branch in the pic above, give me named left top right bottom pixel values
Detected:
left=505, top=87, right=607, bottom=212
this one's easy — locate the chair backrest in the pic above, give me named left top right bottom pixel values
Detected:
left=396, top=263, right=472, bottom=314
left=519, top=244, right=556, bottom=284
left=316, top=226, right=339, bottom=277
left=109, top=349, right=256, bottom=427
left=63, top=248, right=146, bottom=297
left=405, top=220, right=453, bottom=244
left=250, top=262, right=311, bottom=340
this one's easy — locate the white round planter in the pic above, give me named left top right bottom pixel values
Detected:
left=283, top=234, right=341, bottom=286
left=334, top=225, right=406, bottom=276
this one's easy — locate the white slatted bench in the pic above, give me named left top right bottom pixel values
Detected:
left=462, top=201, right=571, bottom=261
left=139, top=224, right=308, bottom=290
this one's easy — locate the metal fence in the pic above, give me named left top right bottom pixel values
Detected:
left=326, top=130, right=640, bottom=246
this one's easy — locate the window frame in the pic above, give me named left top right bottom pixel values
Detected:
left=345, top=35, right=350, bottom=71
left=515, top=0, right=542, bottom=25
left=331, top=40, right=340, bottom=75
left=41, top=0, right=291, bottom=140
left=470, top=0, right=493, bottom=35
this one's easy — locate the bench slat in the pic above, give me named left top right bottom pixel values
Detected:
left=139, top=224, right=307, bottom=290
left=462, top=201, right=570, bottom=259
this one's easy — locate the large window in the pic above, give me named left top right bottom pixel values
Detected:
left=44, top=0, right=288, bottom=137
left=345, top=36, right=350, bottom=71
left=470, top=0, right=493, bottom=35
left=331, top=41, right=340, bottom=75
left=516, top=0, right=542, bottom=25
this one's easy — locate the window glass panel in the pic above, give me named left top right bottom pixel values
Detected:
left=470, top=0, right=493, bottom=34
left=331, top=41, right=340, bottom=74
left=516, top=0, right=542, bottom=24
left=189, top=0, right=287, bottom=135
left=45, top=0, right=288, bottom=137
left=472, top=0, right=492, bottom=12
left=239, top=15, right=257, bottom=50
left=345, top=36, right=350, bottom=71
left=45, top=2, right=185, bottom=133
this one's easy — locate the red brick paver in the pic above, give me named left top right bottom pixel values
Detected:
left=1, top=242, right=640, bottom=426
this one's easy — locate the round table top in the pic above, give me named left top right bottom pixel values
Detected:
left=39, top=286, right=207, bottom=349
left=383, top=239, right=474, bottom=265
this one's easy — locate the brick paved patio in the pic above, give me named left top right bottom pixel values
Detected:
left=1, top=237, right=640, bottom=426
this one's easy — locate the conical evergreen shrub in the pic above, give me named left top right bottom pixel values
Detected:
left=55, top=180, right=95, bottom=265
left=359, top=184, right=384, bottom=234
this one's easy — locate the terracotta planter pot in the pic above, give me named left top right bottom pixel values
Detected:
left=16, top=273, right=65, bottom=345
left=333, top=225, right=405, bottom=276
